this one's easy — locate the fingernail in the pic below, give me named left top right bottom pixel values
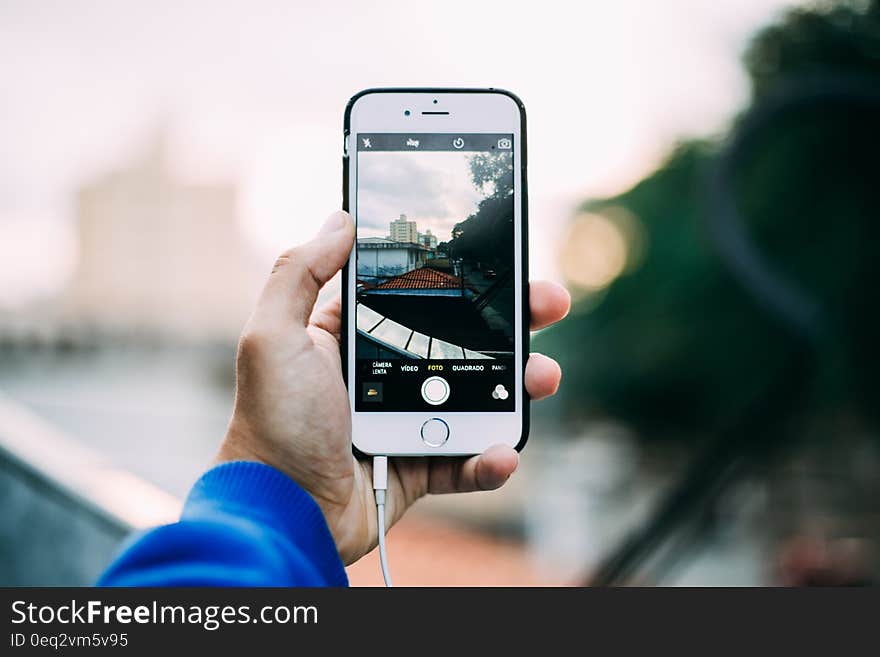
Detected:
left=319, top=211, right=349, bottom=235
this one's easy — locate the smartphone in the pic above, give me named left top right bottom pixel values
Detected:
left=342, top=88, right=528, bottom=456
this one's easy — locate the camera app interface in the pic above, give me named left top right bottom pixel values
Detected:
left=355, top=133, right=516, bottom=412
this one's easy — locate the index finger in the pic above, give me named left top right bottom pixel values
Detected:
left=426, top=444, right=519, bottom=494
left=530, top=280, right=571, bottom=330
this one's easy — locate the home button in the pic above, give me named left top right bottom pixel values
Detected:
left=420, top=418, right=449, bottom=447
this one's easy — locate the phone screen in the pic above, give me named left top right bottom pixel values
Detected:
left=354, top=133, right=516, bottom=412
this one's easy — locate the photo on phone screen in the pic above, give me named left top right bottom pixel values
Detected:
left=355, top=133, right=516, bottom=412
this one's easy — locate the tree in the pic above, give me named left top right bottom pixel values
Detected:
left=468, top=151, right=514, bottom=199
left=535, top=0, right=880, bottom=443
left=445, top=151, right=515, bottom=268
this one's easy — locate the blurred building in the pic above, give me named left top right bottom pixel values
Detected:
left=66, top=129, right=261, bottom=341
left=388, top=214, right=418, bottom=244
left=419, top=229, right=438, bottom=250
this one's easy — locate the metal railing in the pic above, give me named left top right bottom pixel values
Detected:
left=0, top=394, right=181, bottom=585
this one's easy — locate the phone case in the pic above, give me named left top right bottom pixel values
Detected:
left=342, top=88, right=530, bottom=454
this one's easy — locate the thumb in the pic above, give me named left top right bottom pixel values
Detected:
left=257, top=211, right=355, bottom=326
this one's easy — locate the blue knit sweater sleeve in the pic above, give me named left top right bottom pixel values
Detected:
left=97, top=461, right=349, bottom=587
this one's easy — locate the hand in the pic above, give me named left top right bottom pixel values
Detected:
left=217, top=211, right=570, bottom=565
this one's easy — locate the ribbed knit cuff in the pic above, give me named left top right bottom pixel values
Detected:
left=182, top=461, right=348, bottom=586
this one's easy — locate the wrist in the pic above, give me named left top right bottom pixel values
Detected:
left=184, top=461, right=349, bottom=586
left=215, top=424, right=259, bottom=467
left=215, top=422, right=363, bottom=565
left=216, top=421, right=282, bottom=473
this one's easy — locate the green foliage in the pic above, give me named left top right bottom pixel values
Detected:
left=745, top=0, right=880, bottom=99
left=537, top=0, right=880, bottom=442
left=445, top=152, right=515, bottom=268
left=468, top=151, right=514, bottom=198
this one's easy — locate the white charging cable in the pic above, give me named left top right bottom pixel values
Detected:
left=372, top=456, right=393, bottom=587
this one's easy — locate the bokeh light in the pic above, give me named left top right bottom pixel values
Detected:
left=561, top=212, right=629, bottom=291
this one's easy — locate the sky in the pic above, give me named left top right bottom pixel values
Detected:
left=357, top=151, right=487, bottom=242
left=0, top=0, right=802, bottom=307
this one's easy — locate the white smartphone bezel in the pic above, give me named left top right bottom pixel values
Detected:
left=345, top=90, right=525, bottom=456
